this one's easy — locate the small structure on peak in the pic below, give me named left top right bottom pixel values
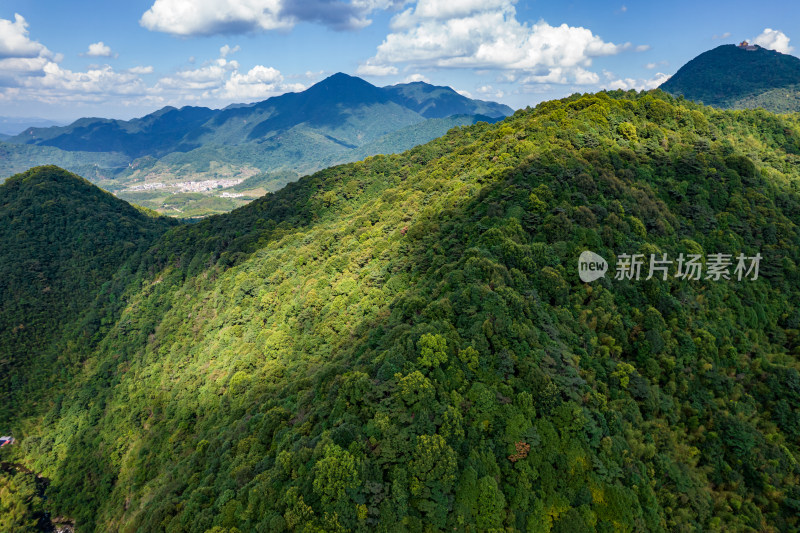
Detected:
left=738, top=41, right=758, bottom=51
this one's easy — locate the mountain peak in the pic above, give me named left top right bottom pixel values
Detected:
left=4, top=164, right=92, bottom=189
left=660, top=44, right=800, bottom=111
left=307, top=72, right=382, bottom=94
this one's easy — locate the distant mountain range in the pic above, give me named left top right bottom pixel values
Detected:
left=660, top=44, right=800, bottom=112
left=1, top=73, right=512, bottom=216
left=0, top=116, right=67, bottom=136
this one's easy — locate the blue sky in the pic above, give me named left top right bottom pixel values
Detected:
left=0, top=0, right=797, bottom=121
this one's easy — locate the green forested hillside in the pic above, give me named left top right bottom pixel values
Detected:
left=3, top=90, right=800, bottom=532
left=0, top=166, right=178, bottom=415
left=660, top=44, right=800, bottom=112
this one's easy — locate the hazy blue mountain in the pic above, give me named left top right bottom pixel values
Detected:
left=0, top=116, right=67, bottom=136
left=660, top=44, right=800, bottom=111
left=12, top=106, right=217, bottom=157
left=4, top=73, right=514, bottom=216
left=9, top=73, right=512, bottom=156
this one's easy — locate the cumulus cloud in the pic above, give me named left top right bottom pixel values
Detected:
left=601, top=70, right=670, bottom=91
left=0, top=14, right=51, bottom=59
left=645, top=60, right=668, bottom=70
left=153, top=50, right=304, bottom=102
left=0, top=62, right=150, bottom=107
left=356, top=60, right=398, bottom=76
left=140, top=0, right=401, bottom=36
left=86, top=42, right=113, bottom=57
left=712, top=32, right=731, bottom=40
left=140, top=0, right=288, bottom=35
left=0, top=14, right=58, bottom=84
left=219, top=44, right=240, bottom=57
left=404, top=73, right=429, bottom=82
left=222, top=65, right=304, bottom=99
left=0, top=14, right=302, bottom=110
left=129, top=66, right=155, bottom=74
left=357, top=0, right=639, bottom=85
left=476, top=84, right=503, bottom=98
left=752, top=28, right=793, bottom=54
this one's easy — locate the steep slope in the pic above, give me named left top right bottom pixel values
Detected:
left=4, top=91, right=800, bottom=532
left=660, top=44, right=800, bottom=111
left=0, top=166, right=179, bottom=415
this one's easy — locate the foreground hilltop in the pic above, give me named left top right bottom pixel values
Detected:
left=660, top=43, right=800, bottom=112
left=2, top=90, right=800, bottom=531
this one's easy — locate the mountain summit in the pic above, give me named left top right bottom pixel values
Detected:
left=1, top=74, right=513, bottom=216
left=8, top=74, right=512, bottom=158
left=660, top=44, right=800, bottom=112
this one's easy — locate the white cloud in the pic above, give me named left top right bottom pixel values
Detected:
left=86, top=42, right=113, bottom=57
left=222, top=65, right=305, bottom=99
left=0, top=63, right=149, bottom=106
left=358, top=0, right=640, bottom=84
left=129, top=66, right=155, bottom=74
left=0, top=56, right=51, bottom=76
left=404, top=73, right=429, bottom=82
left=153, top=50, right=304, bottom=102
left=645, top=60, right=668, bottom=70
left=620, top=5, right=627, bottom=12
left=157, top=58, right=240, bottom=92
left=752, top=28, right=793, bottom=54
left=0, top=14, right=59, bottom=87
left=140, top=0, right=399, bottom=36
left=477, top=84, right=503, bottom=98
left=220, top=44, right=240, bottom=57
left=0, top=15, right=303, bottom=111
left=0, top=14, right=51, bottom=59
left=601, top=70, right=670, bottom=91
left=356, top=60, right=398, bottom=76
left=635, top=44, right=650, bottom=52
left=141, top=0, right=288, bottom=36
left=712, top=32, right=731, bottom=40
left=301, top=69, right=326, bottom=79
left=402, top=0, right=509, bottom=21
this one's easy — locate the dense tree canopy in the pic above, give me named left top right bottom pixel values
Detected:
left=2, top=89, right=800, bottom=532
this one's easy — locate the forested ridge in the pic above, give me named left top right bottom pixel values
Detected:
left=2, top=89, right=800, bottom=532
